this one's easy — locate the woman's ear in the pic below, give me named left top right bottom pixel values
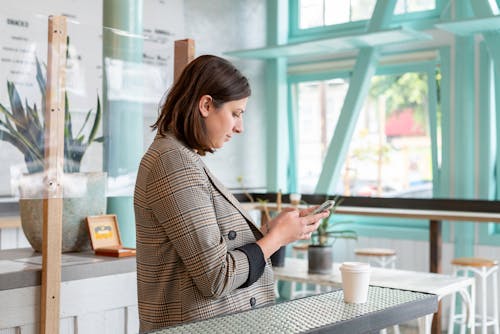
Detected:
left=198, top=95, right=212, bottom=118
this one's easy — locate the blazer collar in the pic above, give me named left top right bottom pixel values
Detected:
left=159, top=132, right=262, bottom=236
left=200, top=161, right=262, bottom=235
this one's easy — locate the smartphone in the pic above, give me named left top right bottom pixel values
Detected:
left=309, top=199, right=335, bottom=215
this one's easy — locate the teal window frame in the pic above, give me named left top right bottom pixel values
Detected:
left=287, top=57, right=440, bottom=240
left=288, top=0, right=444, bottom=41
left=477, top=39, right=500, bottom=246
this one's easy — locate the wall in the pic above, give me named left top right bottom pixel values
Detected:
left=184, top=0, right=268, bottom=190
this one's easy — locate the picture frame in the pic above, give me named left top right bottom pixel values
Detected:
left=86, top=214, right=136, bottom=257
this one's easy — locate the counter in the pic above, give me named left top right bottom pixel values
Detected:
left=0, top=248, right=138, bottom=334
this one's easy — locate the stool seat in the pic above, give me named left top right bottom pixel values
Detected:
left=355, top=248, right=396, bottom=257
left=452, top=257, right=498, bottom=268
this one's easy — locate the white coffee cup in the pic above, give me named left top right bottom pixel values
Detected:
left=289, top=193, right=301, bottom=206
left=339, top=262, right=371, bottom=303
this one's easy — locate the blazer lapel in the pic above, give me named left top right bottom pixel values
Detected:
left=201, top=164, right=262, bottom=234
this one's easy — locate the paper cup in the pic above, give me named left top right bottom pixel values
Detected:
left=290, top=193, right=301, bottom=206
left=339, top=262, right=371, bottom=303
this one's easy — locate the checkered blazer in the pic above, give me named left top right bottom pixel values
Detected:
left=134, top=133, right=275, bottom=332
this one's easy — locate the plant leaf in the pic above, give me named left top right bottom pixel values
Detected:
left=7, top=81, right=29, bottom=136
left=0, top=119, right=43, bottom=161
left=35, top=58, right=46, bottom=116
left=87, top=95, right=101, bottom=144
left=25, top=99, right=43, bottom=147
left=76, top=108, right=93, bottom=139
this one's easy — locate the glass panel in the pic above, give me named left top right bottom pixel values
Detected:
left=295, top=72, right=433, bottom=198
left=407, top=0, right=436, bottom=12
left=325, top=1, right=350, bottom=25
left=297, top=0, right=437, bottom=31
left=299, top=0, right=324, bottom=29
left=350, top=0, right=376, bottom=21
left=344, top=72, right=432, bottom=198
left=395, top=0, right=407, bottom=14
left=296, top=80, right=347, bottom=193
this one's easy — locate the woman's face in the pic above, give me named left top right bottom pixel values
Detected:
left=200, top=96, right=248, bottom=149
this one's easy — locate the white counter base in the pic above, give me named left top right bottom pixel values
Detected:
left=0, top=272, right=138, bottom=334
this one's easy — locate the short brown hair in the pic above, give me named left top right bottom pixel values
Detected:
left=152, top=55, right=251, bottom=155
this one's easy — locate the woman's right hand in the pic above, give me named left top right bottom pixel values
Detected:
left=269, top=208, right=328, bottom=245
left=256, top=208, right=329, bottom=259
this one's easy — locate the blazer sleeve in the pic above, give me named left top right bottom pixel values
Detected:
left=146, top=148, right=251, bottom=298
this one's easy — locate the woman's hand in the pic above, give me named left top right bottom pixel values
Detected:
left=256, top=207, right=329, bottom=259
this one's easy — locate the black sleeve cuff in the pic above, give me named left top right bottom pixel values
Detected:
left=236, top=243, right=266, bottom=288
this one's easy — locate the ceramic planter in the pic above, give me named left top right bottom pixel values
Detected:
left=308, top=244, right=333, bottom=274
left=19, top=172, right=107, bottom=252
left=271, top=245, right=287, bottom=267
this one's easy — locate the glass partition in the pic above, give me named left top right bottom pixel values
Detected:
left=0, top=2, right=182, bottom=250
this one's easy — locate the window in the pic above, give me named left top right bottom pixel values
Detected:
left=297, top=0, right=437, bottom=30
left=294, top=71, right=434, bottom=198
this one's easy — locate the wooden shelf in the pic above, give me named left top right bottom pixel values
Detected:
left=435, top=15, right=500, bottom=35
left=225, top=27, right=431, bottom=59
left=0, top=216, right=21, bottom=229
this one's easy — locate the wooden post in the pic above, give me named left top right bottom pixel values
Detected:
left=430, top=219, right=442, bottom=334
left=40, top=15, right=67, bottom=334
left=174, top=39, right=195, bottom=82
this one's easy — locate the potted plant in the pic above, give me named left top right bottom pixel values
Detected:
left=308, top=196, right=357, bottom=274
left=0, top=52, right=105, bottom=252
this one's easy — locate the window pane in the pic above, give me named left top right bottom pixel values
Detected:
left=343, top=73, right=432, bottom=198
left=296, top=80, right=347, bottom=193
left=407, top=0, right=436, bottom=12
left=394, top=0, right=407, bottom=14
left=300, top=0, right=324, bottom=29
left=297, top=0, right=437, bottom=31
left=325, top=0, right=350, bottom=25
left=351, top=0, right=376, bottom=21
left=295, top=72, right=433, bottom=198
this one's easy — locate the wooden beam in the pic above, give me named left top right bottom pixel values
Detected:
left=174, top=39, right=195, bottom=82
left=40, top=15, right=67, bottom=334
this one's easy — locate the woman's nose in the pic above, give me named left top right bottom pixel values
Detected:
left=234, top=120, right=244, bottom=133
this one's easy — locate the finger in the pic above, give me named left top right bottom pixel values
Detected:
left=303, top=211, right=329, bottom=225
left=304, top=221, right=321, bottom=234
left=299, top=206, right=318, bottom=217
left=282, top=207, right=298, bottom=214
left=300, top=231, right=313, bottom=240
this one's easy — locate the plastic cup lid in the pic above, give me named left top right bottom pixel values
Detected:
left=339, top=261, right=371, bottom=272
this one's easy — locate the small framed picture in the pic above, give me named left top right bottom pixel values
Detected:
left=86, top=214, right=135, bottom=257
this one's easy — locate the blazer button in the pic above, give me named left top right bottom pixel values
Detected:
left=228, top=230, right=237, bottom=240
left=250, top=297, right=256, bottom=308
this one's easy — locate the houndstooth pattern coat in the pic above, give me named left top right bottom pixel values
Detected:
left=134, top=133, right=275, bottom=333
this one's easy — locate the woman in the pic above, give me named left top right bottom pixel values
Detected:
left=134, top=55, right=328, bottom=332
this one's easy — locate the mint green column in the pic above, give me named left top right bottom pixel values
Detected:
left=103, top=0, right=143, bottom=247
left=266, top=0, right=289, bottom=192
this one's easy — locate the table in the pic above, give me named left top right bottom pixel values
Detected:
left=151, top=286, right=437, bottom=334
left=274, top=257, right=475, bottom=334
left=240, top=197, right=500, bottom=334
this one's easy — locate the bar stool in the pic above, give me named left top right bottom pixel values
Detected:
left=355, top=248, right=399, bottom=334
left=354, top=248, right=397, bottom=269
left=448, top=257, right=499, bottom=334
